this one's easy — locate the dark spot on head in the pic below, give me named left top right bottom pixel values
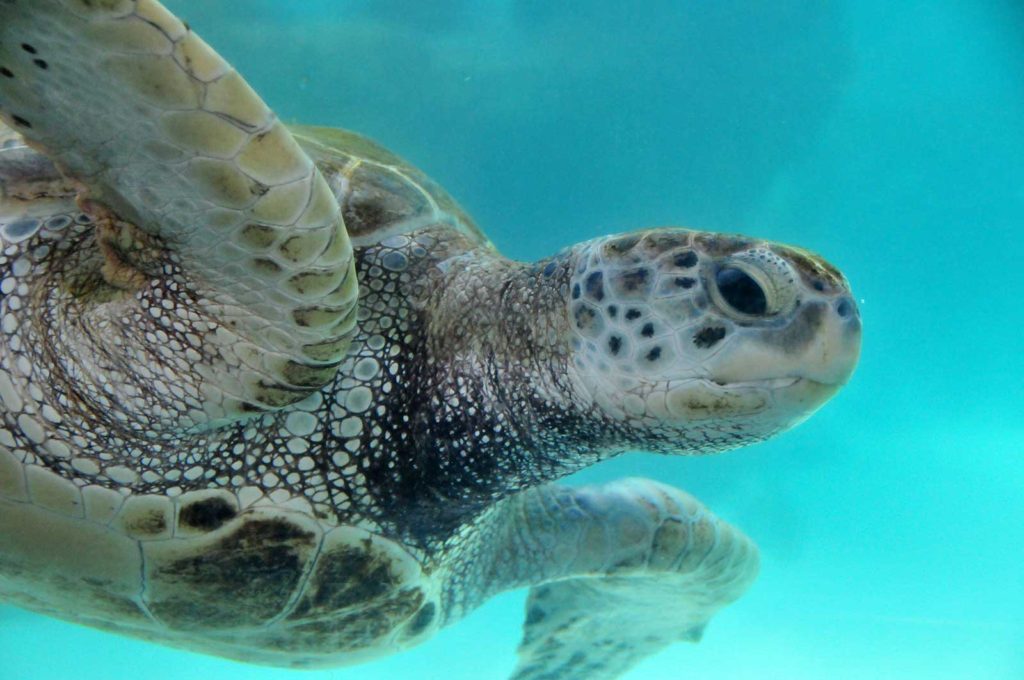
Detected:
left=33, top=59, right=47, bottom=70
left=625, top=308, right=642, bottom=321
left=674, top=276, right=696, bottom=289
left=694, top=326, right=727, bottom=348
left=812, top=279, right=825, bottom=292
left=641, top=231, right=689, bottom=252
left=836, top=297, right=854, bottom=318
left=694, top=233, right=754, bottom=256
left=640, top=322, right=654, bottom=338
left=11, top=115, right=31, bottom=128
left=607, top=304, right=618, bottom=318
left=0, top=67, right=13, bottom=78
left=571, top=283, right=580, bottom=300
left=573, top=304, right=599, bottom=332
left=603, top=234, right=640, bottom=256
left=179, top=496, right=237, bottom=531
left=673, top=251, right=698, bottom=268
left=646, top=346, right=662, bottom=361
left=20, top=43, right=37, bottom=55
left=584, top=270, right=605, bottom=301
left=618, top=267, right=650, bottom=292
left=607, top=335, right=622, bottom=355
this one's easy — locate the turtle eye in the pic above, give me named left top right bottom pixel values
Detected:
left=714, top=266, right=768, bottom=316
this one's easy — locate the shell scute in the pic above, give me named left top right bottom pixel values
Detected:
left=175, top=489, right=239, bottom=535
left=0, top=488, right=143, bottom=621
left=114, top=494, right=174, bottom=539
left=292, top=125, right=490, bottom=248
left=288, top=525, right=425, bottom=621
left=142, top=508, right=322, bottom=629
left=341, top=161, right=433, bottom=238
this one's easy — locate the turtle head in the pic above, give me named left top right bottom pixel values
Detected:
left=564, top=228, right=861, bottom=454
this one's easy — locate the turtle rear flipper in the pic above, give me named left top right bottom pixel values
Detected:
left=0, top=0, right=358, bottom=416
left=446, top=478, right=759, bottom=680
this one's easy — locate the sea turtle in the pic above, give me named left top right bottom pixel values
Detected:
left=0, top=1, right=862, bottom=678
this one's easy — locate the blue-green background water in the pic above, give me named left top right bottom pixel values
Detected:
left=3, top=1, right=1022, bottom=678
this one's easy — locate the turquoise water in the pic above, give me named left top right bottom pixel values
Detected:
left=3, top=1, right=1023, bottom=678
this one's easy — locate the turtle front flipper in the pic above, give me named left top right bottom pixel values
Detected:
left=445, top=478, right=759, bottom=680
left=0, top=1, right=357, bottom=415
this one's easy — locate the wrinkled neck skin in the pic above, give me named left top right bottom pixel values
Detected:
left=354, top=231, right=617, bottom=544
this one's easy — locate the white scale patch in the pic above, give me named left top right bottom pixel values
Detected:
left=284, top=411, right=317, bottom=437
left=0, top=217, right=42, bottom=243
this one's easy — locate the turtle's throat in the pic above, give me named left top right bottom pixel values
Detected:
left=429, top=246, right=611, bottom=448
left=380, top=249, right=617, bottom=538
left=427, top=251, right=576, bottom=376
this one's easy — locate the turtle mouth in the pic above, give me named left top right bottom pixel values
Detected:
left=752, top=375, right=844, bottom=417
left=720, top=375, right=848, bottom=391
left=703, top=375, right=842, bottom=418
left=719, top=376, right=802, bottom=390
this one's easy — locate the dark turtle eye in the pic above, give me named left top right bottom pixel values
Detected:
left=715, top=266, right=768, bottom=316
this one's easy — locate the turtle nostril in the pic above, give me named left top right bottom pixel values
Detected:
left=835, top=297, right=854, bottom=318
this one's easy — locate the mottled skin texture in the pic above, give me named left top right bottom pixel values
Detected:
left=0, top=2, right=862, bottom=678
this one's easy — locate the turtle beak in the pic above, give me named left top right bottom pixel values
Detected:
left=805, top=295, right=861, bottom=387
left=709, top=294, right=861, bottom=389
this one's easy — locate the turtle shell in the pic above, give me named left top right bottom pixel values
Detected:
left=0, top=120, right=490, bottom=252
left=0, top=462, right=440, bottom=667
left=293, top=125, right=492, bottom=251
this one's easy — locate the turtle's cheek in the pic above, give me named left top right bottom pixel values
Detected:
left=707, top=297, right=862, bottom=391
left=661, top=381, right=773, bottom=422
